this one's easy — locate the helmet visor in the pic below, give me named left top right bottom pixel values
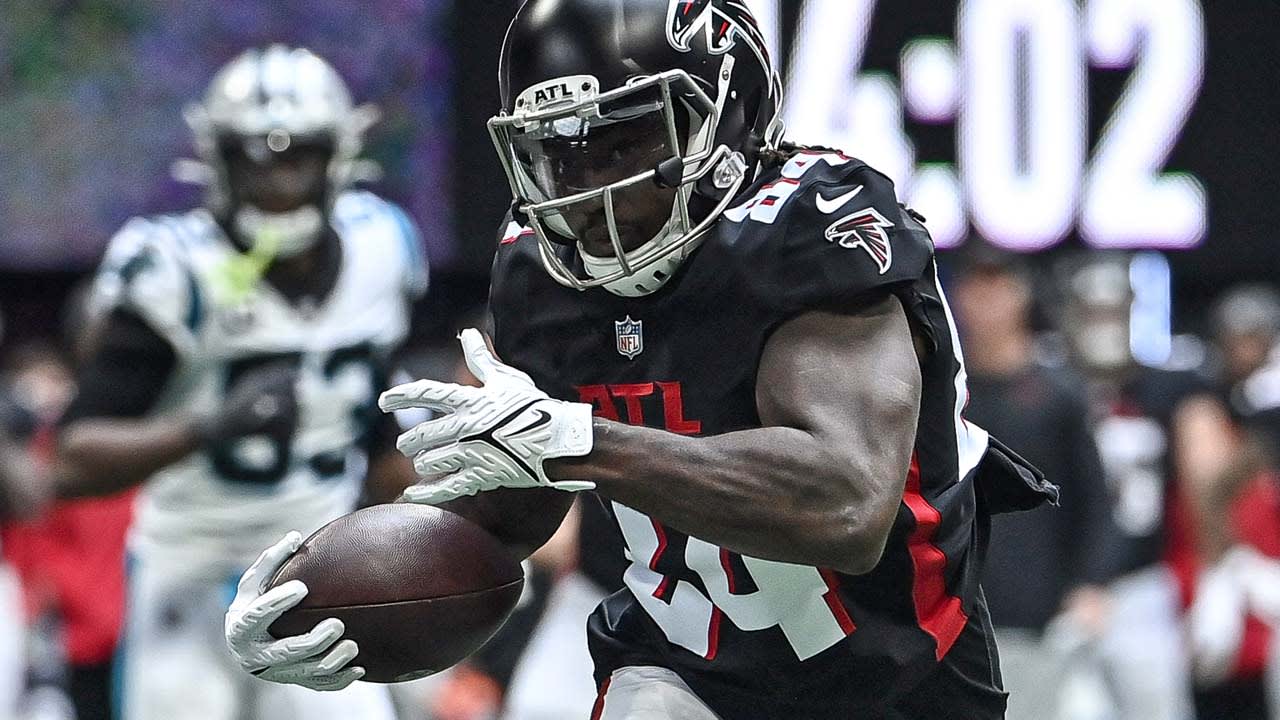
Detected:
left=219, top=132, right=334, bottom=213
left=506, top=84, right=682, bottom=202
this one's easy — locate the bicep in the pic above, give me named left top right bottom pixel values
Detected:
left=61, top=308, right=177, bottom=424
left=756, top=297, right=922, bottom=486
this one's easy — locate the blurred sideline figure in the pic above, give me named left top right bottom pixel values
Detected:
left=2, top=286, right=139, bottom=720
left=1, top=337, right=127, bottom=720
left=0, top=313, right=52, bottom=720
left=50, top=46, right=424, bottom=720
left=950, top=247, right=1121, bottom=720
left=1170, top=285, right=1280, bottom=720
left=1216, top=286, right=1280, bottom=463
left=1057, top=253, right=1200, bottom=720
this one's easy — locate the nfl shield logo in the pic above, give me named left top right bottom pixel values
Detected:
left=615, top=316, right=644, bottom=360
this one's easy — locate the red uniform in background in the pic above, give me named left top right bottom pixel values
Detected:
left=1, top=423, right=132, bottom=714
left=1168, top=473, right=1280, bottom=712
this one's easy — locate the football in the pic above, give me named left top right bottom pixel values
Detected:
left=267, top=503, right=524, bottom=683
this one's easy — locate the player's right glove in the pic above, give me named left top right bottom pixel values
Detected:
left=225, top=532, right=364, bottom=691
left=197, top=360, right=299, bottom=448
left=379, top=328, right=595, bottom=505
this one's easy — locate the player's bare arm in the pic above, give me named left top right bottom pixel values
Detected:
left=381, top=296, right=921, bottom=574
left=56, top=368, right=296, bottom=498
left=56, top=416, right=205, bottom=497
left=54, top=311, right=199, bottom=498
left=55, top=310, right=298, bottom=498
left=552, top=298, right=920, bottom=575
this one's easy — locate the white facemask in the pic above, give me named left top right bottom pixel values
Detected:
left=233, top=205, right=324, bottom=258
left=578, top=203, right=702, bottom=297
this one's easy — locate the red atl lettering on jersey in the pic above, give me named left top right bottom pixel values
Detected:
left=576, top=385, right=619, bottom=421
left=575, top=382, right=702, bottom=435
left=609, top=384, right=655, bottom=425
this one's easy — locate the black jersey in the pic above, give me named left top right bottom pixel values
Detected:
left=1093, top=367, right=1210, bottom=576
left=488, top=151, right=1054, bottom=718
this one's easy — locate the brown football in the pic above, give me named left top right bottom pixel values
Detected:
left=267, top=503, right=524, bottom=683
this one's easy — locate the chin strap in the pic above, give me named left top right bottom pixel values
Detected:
left=579, top=204, right=688, bottom=297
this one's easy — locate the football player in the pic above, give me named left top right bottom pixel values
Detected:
left=228, top=2, right=1056, bottom=718
left=54, top=46, right=422, bottom=720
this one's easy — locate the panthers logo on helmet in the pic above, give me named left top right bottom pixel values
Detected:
left=667, top=0, right=767, bottom=58
left=825, top=208, right=894, bottom=275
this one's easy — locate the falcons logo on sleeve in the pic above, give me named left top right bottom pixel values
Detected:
left=825, top=208, right=894, bottom=275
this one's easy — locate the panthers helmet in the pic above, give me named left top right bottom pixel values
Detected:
left=180, top=45, right=379, bottom=257
left=489, top=0, right=783, bottom=296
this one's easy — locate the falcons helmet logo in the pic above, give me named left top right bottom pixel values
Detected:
left=825, top=208, right=894, bottom=275
left=666, top=0, right=767, bottom=57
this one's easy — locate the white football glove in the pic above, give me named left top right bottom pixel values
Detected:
left=225, top=532, right=364, bottom=691
left=379, top=328, right=595, bottom=505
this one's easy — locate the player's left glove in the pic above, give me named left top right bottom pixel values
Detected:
left=379, top=328, right=595, bottom=505
left=224, top=532, right=364, bottom=691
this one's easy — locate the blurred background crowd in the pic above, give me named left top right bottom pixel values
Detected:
left=0, top=0, right=1277, bottom=719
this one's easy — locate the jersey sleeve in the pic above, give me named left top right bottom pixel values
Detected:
left=730, top=159, right=935, bottom=317
left=88, top=218, right=201, bottom=356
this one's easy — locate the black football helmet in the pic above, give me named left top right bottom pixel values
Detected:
left=489, top=0, right=783, bottom=296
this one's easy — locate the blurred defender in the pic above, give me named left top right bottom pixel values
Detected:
left=53, top=46, right=422, bottom=720
left=231, top=2, right=1057, bottom=718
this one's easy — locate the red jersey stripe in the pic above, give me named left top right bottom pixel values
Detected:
left=589, top=675, right=612, bottom=720
left=819, top=568, right=857, bottom=635
left=903, top=454, right=969, bottom=660
left=650, top=519, right=671, bottom=600
left=705, top=606, right=723, bottom=661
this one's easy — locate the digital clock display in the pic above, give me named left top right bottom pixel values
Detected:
left=753, top=0, right=1208, bottom=253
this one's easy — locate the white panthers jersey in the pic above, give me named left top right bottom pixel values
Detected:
left=90, top=191, right=427, bottom=563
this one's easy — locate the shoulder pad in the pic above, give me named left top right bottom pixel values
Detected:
left=490, top=207, right=543, bottom=269
left=90, top=215, right=203, bottom=352
left=334, top=192, right=429, bottom=300
left=719, top=153, right=935, bottom=314
left=488, top=208, right=544, bottom=355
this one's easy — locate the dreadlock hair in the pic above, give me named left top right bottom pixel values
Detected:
left=757, top=141, right=851, bottom=168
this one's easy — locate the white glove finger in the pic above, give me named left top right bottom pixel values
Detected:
left=266, top=617, right=347, bottom=662
left=459, top=328, right=535, bottom=388
left=240, top=580, right=310, bottom=633
left=315, top=638, right=360, bottom=674
left=396, top=416, right=467, bottom=457
left=378, top=379, right=479, bottom=413
left=257, top=660, right=365, bottom=692
left=305, top=666, right=365, bottom=692
left=459, top=328, right=499, bottom=385
left=234, top=531, right=303, bottom=603
left=411, top=445, right=471, bottom=477
left=400, top=473, right=486, bottom=505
